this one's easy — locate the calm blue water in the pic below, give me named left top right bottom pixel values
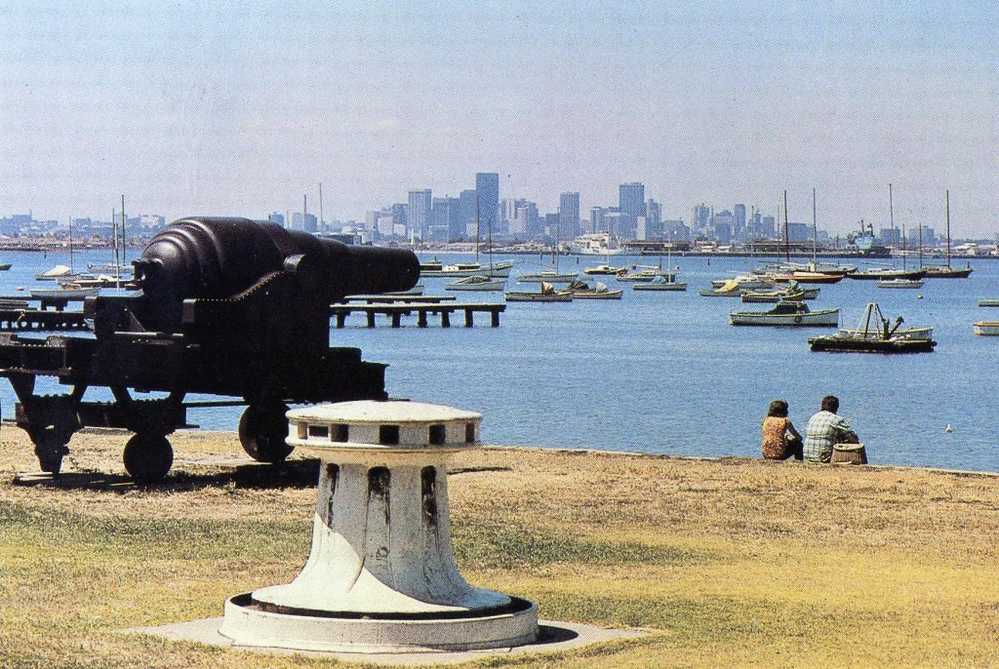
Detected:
left=2, top=249, right=996, bottom=472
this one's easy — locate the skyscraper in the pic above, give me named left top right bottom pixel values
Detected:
left=408, top=189, right=432, bottom=240
left=559, top=192, right=580, bottom=240
left=458, top=189, right=478, bottom=239
left=618, top=182, right=646, bottom=218
left=475, top=173, right=499, bottom=239
left=733, top=204, right=747, bottom=240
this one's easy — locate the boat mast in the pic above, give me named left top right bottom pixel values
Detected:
left=120, top=194, right=126, bottom=273
left=888, top=183, right=895, bottom=266
left=68, top=215, right=74, bottom=274
left=474, top=197, right=480, bottom=263
left=901, top=224, right=907, bottom=271
left=918, top=217, right=923, bottom=268
left=112, top=207, right=119, bottom=286
left=783, top=190, right=790, bottom=264
left=945, top=189, right=951, bottom=268
left=812, top=188, right=817, bottom=265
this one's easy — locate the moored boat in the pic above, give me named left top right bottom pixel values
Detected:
left=445, top=275, right=505, bottom=292
left=420, top=261, right=513, bottom=278
left=518, top=270, right=577, bottom=283
left=808, top=303, right=936, bottom=353
left=582, top=264, right=625, bottom=276
left=877, top=278, right=924, bottom=289
left=633, top=275, right=687, bottom=291
left=741, top=282, right=819, bottom=303
left=977, top=299, right=999, bottom=307
left=846, top=268, right=926, bottom=281
left=505, top=281, right=572, bottom=302
left=729, top=301, right=839, bottom=327
left=710, top=274, right=773, bottom=290
left=768, top=270, right=844, bottom=284
left=567, top=280, right=623, bottom=300
left=29, top=285, right=100, bottom=300
left=972, top=321, right=999, bottom=336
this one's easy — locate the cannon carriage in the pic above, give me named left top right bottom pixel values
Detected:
left=0, top=217, right=420, bottom=482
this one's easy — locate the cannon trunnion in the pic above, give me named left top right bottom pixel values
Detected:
left=0, top=217, right=419, bottom=481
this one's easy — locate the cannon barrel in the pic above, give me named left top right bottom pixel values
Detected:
left=133, top=217, right=419, bottom=306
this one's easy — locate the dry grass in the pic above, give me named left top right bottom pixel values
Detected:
left=0, top=427, right=997, bottom=668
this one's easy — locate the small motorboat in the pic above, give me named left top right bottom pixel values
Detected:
left=505, top=281, right=573, bottom=302
left=729, top=301, right=839, bottom=327
left=977, top=298, right=999, bottom=307
left=35, top=264, right=76, bottom=281
left=582, top=264, right=625, bottom=276
left=29, top=285, right=99, bottom=300
left=846, top=268, right=926, bottom=281
left=768, top=270, right=844, bottom=284
left=973, top=321, right=999, bottom=336
left=567, top=280, right=623, bottom=300
left=421, top=261, right=512, bottom=278
left=633, top=275, right=687, bottom=291
left=445, top=275, right=505, bottom=292
left=877, top=278, right=924, bottom=289
left=518, top=270, right=577, bottom=283
left=710, top=274, right=773, bottom=290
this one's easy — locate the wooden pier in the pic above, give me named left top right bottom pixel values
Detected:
left=0, top=307, right=89, bottom=331
left=341, top=295, right=457, bottom=304
left=330, top=302, right=505, bottom=328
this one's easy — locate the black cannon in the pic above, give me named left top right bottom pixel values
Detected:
left=0, top=217, right=419, bottom=481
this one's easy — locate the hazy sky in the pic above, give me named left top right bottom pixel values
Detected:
left=1, top=1, right=996, bottom=234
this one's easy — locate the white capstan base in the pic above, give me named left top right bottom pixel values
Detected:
left=219, top=594, right=539, bottom=653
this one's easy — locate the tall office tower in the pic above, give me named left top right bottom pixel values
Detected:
left=918, top=225, right=936, bottom=246
left=559, top=192, right=580, bottom=240
left=733, top=204, right=747, bottom=240
left=879, top=227, right=901, bottom=246
left=590, top=207, right=606, bottom=233
left=761, top=215, right=776, bottom=239
left=458, top=189, right=478, bottom=239
left=692, top=204, right=711, bottom=236
left=544, top=213, right=560, bottom=238
left=711, top=210, right=735, bottom=243
left=618, top=182, right=646, bottom=218
left=391, top=203, right=408, bottom=235
left=646, top=198, right=663, bottom=239
left=512, top=201, right=539, bottom=240
left=303, top=213, right=318, bottom=233
left=268, top=212, right=285, bottom=226
left=475, top=172, right=499, bottom=240
left=749, top=210, right=762, bottom=239
left=429, top=196, right=460, bottom=242
left=408, top=189, right=432, bottom=240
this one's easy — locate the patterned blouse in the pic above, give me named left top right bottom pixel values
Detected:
left=761, top=416, right=792, bottom=459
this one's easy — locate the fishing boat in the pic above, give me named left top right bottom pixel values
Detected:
left=567, top=280, right=622, bottom=300
left=445, top=275, right=505, bottom=292
left=923, top=191, right=973, bottom=278
left=877, top=278, right=924, bottom=289
left=633, top=274, right=687, bottom=291
left=808, top=303, right=936, bottom=353
left=729, top=301, right=839, bottom=327
left=505, top=281, right=572, bottom=302
left=972, top=321, right=999, bottom=336
left=741, top=283, right=819, bottom=303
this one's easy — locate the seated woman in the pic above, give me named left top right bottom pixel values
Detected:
left=761, top=399, right=803, bottom=461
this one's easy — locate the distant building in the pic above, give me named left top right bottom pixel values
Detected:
left=917, top=225, right=936, bottom=246
left=691, top=204, right=711, bottom=236
left=559, top=192, right=580, bottom=240
left=408, top=189, right=432, bottom=240
left=268, top=212, right=285, bottom=226
left=645, top=198, right=663, bottom=239
left=618, top=182, right=645, bottom=218
left=476, top=172, right=499, bottom=239
left=459, top=189, right=478, bottom=239
left=761, top=215, right=776, bottom=239
left=664, top=219, right=689, bottom=241
left=787, top=222, right=810, bottom=242
left=544, top=212, right=560, bottom=239
left=711, top=210, right=735, bottom=243
left=880, top=227, right=901, bottom=246
left=590, top=207, right=606, bottom=234
left=733, top=204, right=747, bottom=240
left=431, top=196, right=462, bottom=242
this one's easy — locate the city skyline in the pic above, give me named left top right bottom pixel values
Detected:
left=1, top=3, right=995, bottom=233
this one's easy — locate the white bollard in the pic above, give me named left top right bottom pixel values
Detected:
left=220, top=400, right=538, bottom=653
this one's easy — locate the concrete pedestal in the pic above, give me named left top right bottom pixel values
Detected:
left=220, top=400, right=538, bottom=653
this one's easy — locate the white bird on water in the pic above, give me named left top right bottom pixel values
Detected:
left=944, top=424, right=953, bottom=433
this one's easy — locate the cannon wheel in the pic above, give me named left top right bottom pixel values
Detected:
left=239, top=403, right=293, bottom=464
left=123, top=433, right=173, bottom=483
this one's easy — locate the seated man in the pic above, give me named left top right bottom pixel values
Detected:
left=803, top=395, right=856, bottom=463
